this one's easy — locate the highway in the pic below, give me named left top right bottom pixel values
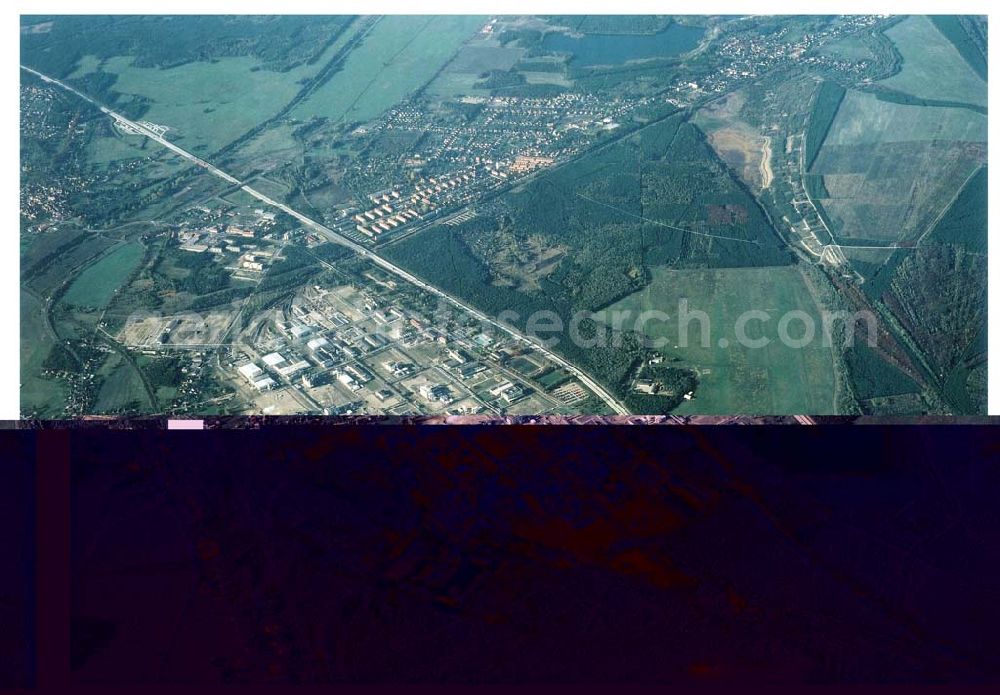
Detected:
left=22, top=65, right=631, bottom=415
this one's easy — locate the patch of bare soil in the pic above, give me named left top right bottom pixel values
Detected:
left=488, top=233, right=569, bottom=292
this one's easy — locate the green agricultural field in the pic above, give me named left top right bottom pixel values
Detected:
left=426, top=42, right=529, bottom=97
left=881, top=16, right=987, bottom=107
left=292, top=16, right=484, bottom=124
left=810, top=90, right=986, bottom=242
left=247, top=176, right=292, bottom=202
left=930, top=16, right=988, bottom=81
left=21, top=225, right=87, bottom=271
left=20, top=290, right=67, bottom=417
left=86, top=131, right=151, bottom=164
left=424, top=73, right=491, bottom=99
left=23, top=233, right=117, bottom=299
left=67, top=54, right=101, bottom=78
left=818, top=33, right=876, bottom=61
left=447, top=44, right=525, bottom=74
left=597, top=266, right=837, bottom=414
left=822, top=91, right=986, bottom=146
left=522, top=71, right=573, bottom=87
left=220, top=187, right=263, bottom=207
left=85, top=133, right=192, bottom=182
left=99, top=55, right=321, bottom=153
left=224, top=123, right=303, bottom=172
left=839, top=245, right=896, bottom=286
left=89, top=24, right=361, bottom=156
left=93, top=354, right=152, bottom=413
left=61, top=241, right=145, bottom=309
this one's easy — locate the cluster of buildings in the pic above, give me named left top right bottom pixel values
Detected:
left=176, top=206, right=279, bottom=254
left=169, top=204, right=293, bottom=278
left=221, top=272, right=600, bottom=416
left=337, top=161, right=511, bottom=243
left=326, top=83, right=664, bottom=246
left=489, top=380, right=525, bottom=405
left=669, top=15, right=886, bottom=101
left=21, top=84, right=148, bottom=231
left=351, top=190, right=422, bottom=239
left=363, top=91, right=640, bottom=179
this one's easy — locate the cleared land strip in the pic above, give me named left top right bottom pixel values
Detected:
left=575, top=192, right=763, bottom=245
left=212, top=16, right=382, bottom=159
left=21, top=64, right=630, bottom=415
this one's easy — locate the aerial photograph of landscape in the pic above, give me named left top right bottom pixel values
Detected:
left=19, top=14, right=988, bottom=419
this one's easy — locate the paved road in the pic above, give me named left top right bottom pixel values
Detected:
left=22, top=65, right=631, bottom=415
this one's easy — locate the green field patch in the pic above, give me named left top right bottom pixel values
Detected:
left=804, top=174, right=831, bottom=199
left=225, top=123, right=303, bottom=171
left=522, top=71, right=573, bottom=87
left=21, top=225, right=86, bottom=268
left=812, top=90, right=986, bottom=242
left=818, top=33, right=876, bottom=61
left=303, top=182, right=354, bottom=211
left=447, top=44, right=525, bottom=73
left=99, top=45, right=341, bottom=153
left=62, top=241, right=145, bottom=309
left=293, top=16, right=484, bottom=124
left=596, top=266, right=837, bottom=415
left=929, top=16, right=987, bottom=80
left=86, top=131, right=152, bottom=163
left=24, top=234, right=117, bottom=298
left=536, top=368, right=571, bottom=390
left=247, top=176, right=291, bottom=202
left=94, top=353, right=151, bottom=413
left=425, top=72, right=491, bottom=99
left=840, top=245, right=895, bottom=273
left=67, top=54, right=102, bottom=78
left=20, top=290, right=67, bottom=417
left=819, top=173, right=865, bottom=199
left=220, top=187, right=261, bottom=207
left=880, top=16, right=987, bottom=107
left=156, top=385, right=179, bottom=403
left=821, top=90, right=986, bottom=147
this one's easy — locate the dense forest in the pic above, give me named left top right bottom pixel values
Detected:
left=844, top=339, right=920, bottom=400
left=887, top=244, right=987, bottom=380
left=926, top=166, right=987, bottom=253
left=543, top=16, right=674, bottom=35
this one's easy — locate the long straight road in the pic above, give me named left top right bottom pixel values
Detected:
left=21, top=65, right=631, bottom=415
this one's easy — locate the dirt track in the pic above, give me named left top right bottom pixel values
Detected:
left=759, top=136, right=774, bottom=189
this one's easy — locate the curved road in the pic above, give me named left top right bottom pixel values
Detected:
left=22, top=65, right=631, bottom=415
